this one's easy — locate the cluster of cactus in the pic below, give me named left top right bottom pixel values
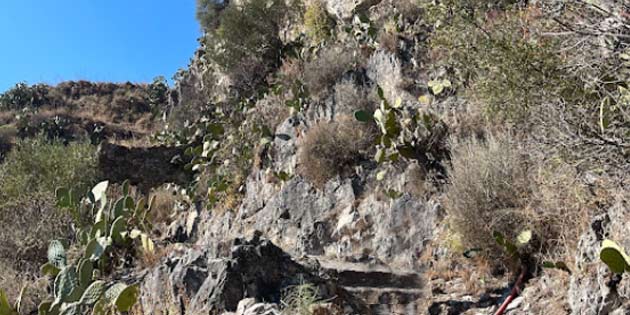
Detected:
left=156, top=103, right=255, bottom=210
left=493, top=230, right=532, bottom=261
left=354, top=86, right=447, bottom=166
left=180, top=116, right=233, bottom=208
left=55, top=180, right=155, bottom=256
left=35, top=180, right=155, bottom=315
left=344, top=13, right=377, bottom=48
left=600, top=239, right=630, bottom=274
left=38, top=240, right=139, bottom=315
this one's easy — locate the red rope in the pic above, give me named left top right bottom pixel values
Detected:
left=494, top=268, right=527, bottom=315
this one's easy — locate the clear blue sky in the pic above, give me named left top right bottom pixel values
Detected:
left=0, top=1, right=201, bottom=93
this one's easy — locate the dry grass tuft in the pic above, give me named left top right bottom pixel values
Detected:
left=332, top=81, right=378, bottom=116
left=445, top=135, right=591, bottom=266
left=0, top=262, right=49, bottom=315
left=303, top=47, right=356, bottom=98
left=298, top=116, right=376, bottom=187
left=0, top=194, right=71, bottom=274
left=146, top=185, right=179, bottom=228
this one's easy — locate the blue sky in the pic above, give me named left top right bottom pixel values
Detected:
left=0, top=1, right=201, bottom=92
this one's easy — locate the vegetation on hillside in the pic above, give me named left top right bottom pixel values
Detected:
left=2, top=0, right=630, bottom=313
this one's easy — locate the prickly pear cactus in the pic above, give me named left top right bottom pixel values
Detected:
left=354, top=86, right=447, bottom=168
left=39, top=181, right=152, bottom=315
left=78, top=281, right=105, bottom=306
left=47, top=240, right=67, bottom=269
left=0, top=288, right=18, bottom=315
left=600, top=239, right=630, bottom=274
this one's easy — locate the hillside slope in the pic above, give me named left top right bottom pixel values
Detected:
left=2, top=1, right=630, bottom=315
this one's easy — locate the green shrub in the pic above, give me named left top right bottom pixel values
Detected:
left=304, top=1, right=334, bottom=44
left=428, top=5, right=588, bottom=122
left=0, top=137, right=99, bottom=202
left=198, top=0, right=301, bottom=95
left=281, top=283, right=320, bottom=315
left=196, top=0, right=227, bottom=31
left=203, top=0, right=299, bottom=71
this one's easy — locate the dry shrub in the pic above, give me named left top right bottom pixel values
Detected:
left=445, top=135, right=590, bottom=266
left=303, top=47, right=356, bottom=98
left=0, top=262, right=48, bottom=315
left=298, top=116, right=376, bottom=187
left=366, top=50, right=402, bottom=102
left=396, top=0, right=423, bottom=20
left=251, top=94, right=292, bottom=133
left=378, top=31, right=399, bottom=54
left=0, top=194, right=71, bottom=273
left=446, top=135, right=530, bottom=257
left=332, top=80, right=377, bottom=116
left=527, top=162, right=592, bottom=266
left=146, top=185, right=179, bottom=228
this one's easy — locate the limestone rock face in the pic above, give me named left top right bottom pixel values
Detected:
left=136, top=1, right=630, bottom=314
left=140, top=236, right=370, bottom=315
left=568, top=200, right=630, bottom=315
left=324, top=0, right=382, bottom=20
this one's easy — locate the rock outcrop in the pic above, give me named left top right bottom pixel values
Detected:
left=140, top=235, right=372, bottom=315
left=98, top=142, right=192, bottom=192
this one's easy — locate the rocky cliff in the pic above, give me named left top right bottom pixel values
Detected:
left=130, top=0, right=630, bottom=314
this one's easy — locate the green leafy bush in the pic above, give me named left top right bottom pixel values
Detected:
left=202, top=0, right=299, bottom=71
left=0, top=137, right=98, bottom=202
left=428, top=4, right=587, bottom=121
left=196, top=0, right=227, bottom=31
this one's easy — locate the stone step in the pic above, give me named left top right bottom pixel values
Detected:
left=306, top=256, right=426, bottom=314
left=345, top=286, right=425, bottom=304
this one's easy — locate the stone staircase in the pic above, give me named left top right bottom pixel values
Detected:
left=313, top=257, right=426, bottom=315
